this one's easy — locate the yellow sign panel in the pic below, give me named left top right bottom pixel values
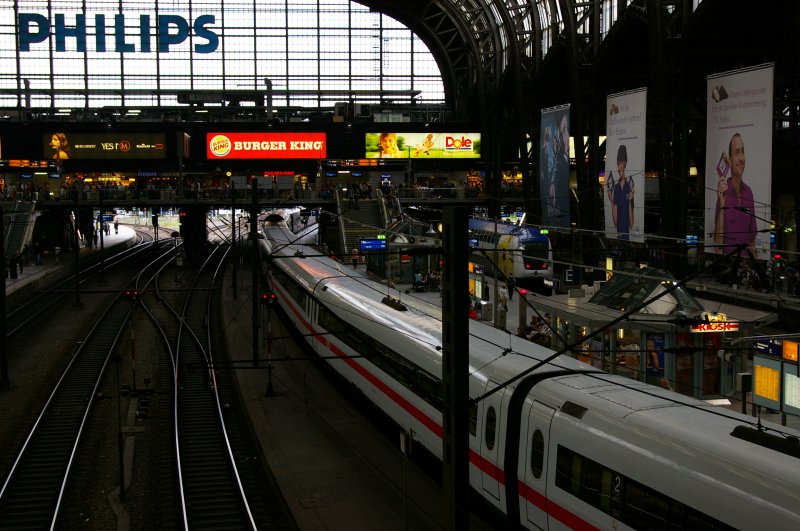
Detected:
left=754, top=364, right=780, bottom=402
left=783, top=340, right=799, bottom=363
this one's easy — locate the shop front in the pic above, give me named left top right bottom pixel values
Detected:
left=522, top=267, right=777, bottom=401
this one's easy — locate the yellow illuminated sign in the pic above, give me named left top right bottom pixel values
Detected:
left=754, top=364, right=780, bottom=402
left=783, top=340, right=799, bottom=363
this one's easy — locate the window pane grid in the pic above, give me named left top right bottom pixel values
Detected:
left=2, top=0, right=444, bottom=109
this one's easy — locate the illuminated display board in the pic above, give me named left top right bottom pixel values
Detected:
left=365, top=132, right=481, bottom=159
left=754, top=337, right=782, bottom=358
left=42, top=133, right=166, bottom=159
left=783, top=340, right=799, bottom=363
left=207, top=133, right=326, bottom=160
left=784, top=370, right=800, bottom=416
left=753, top=355, right=781, bottom=410
left=359, top=238, right=387, bottom=251
left=0, top=159, right=53, bottom=168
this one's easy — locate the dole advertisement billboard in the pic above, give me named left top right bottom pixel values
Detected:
left=207, top=132, right=326, bottom=159
left=365, top=132, right=480, bottom=159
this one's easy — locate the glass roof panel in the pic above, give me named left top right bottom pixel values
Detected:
left=589, top=265, right=703, bottom=315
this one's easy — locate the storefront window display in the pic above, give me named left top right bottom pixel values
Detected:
left=644, top=333, right=666, bottom=387
left=616, top=330, right=642, bottom=381
left=575, top=325, right=591, bottom=365
left=702, top=334, right=722, bottom=396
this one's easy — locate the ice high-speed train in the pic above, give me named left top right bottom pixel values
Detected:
left=260, top=219, right=800, bottom=530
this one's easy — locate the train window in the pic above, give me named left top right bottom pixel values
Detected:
left=271, top=267, right=305, bottom=306
left=485, top=406, right=497, bottom=450
left=530, top=429, right=544, bottom=479
left=684, top=508, right=736, bottom=531
left=317, top=300, right=444, bottom=412
left=468, top=402, right=477, bottom=436
left=555, top=445, right=583, bottom=497
left=623, top=479, right=670, bottom=530
left=554, top=445, right=735, bottom=530
left=581, top=458, right=612, bottom=512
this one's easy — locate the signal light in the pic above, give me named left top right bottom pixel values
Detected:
left=260, top=291, right=277, bottom=305
left=178, top=210, right=187, bottom=237
left=123, top=289, right=140, bottom=302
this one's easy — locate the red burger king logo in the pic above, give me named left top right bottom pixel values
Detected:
left=209, top=135, right=232, bottom=157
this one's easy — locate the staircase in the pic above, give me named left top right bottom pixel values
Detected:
left=339, top=199, right=383, bottom=255
left=4, top=202, right=35, bottom=263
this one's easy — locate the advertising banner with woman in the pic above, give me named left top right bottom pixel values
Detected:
left=364, top=132, right=480, bottom=158
left=539, top=104, right=571, bottom=228
left=704, top=64, right=773, bottom=260
left=604, top=88, right=646, bottom=243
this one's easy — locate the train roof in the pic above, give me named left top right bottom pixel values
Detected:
left=538, top=372, right=800, bottom=521
left=468, top=218, right=548, bottom=243
left=262, top=222, right=593, bottom=390
left=262, top=221, right=800, bottom=522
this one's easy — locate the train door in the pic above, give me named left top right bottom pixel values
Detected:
left=522, top=400, right=555, bottom=529
left=308, top=299, right=322, bottom=356
left=480, top=379, right=505, bottom=501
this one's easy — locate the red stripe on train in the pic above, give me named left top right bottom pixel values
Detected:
left=278, top=287, right=595, bottom=530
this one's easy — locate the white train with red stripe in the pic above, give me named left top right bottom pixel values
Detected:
left=260, top=219, right=800, bottom=530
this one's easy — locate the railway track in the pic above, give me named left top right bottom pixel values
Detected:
left=1, top=220, right=293, bottom=529
left=5, top=228, right=153, bottom=336
left=156, top=244, right=257, bottom=529
left=0, top=241, right=179, bottom=529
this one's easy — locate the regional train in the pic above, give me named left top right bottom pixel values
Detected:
left=260, top=215, right=800, bottom=530
left=468, top=218, right=552, bottom=282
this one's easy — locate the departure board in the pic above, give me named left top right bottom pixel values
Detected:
left=753, top=356, right=781, bottom=410
left=784, top=371, right=800, bottom=416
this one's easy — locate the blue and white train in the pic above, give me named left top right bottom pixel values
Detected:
left=260, top=217, right=800, bottom=530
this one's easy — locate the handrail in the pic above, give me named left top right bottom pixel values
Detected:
left=334, top=188, right=348, bottom=257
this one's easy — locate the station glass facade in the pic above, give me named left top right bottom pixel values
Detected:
left=0, top=0, right=444, bottom=109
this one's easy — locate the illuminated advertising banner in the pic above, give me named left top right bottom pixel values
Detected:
left=207, top=133, right=326, bottom=159
left=364, top=132, right=480, bottom=159
left=604, top=88, right=647, bottom=243
left=42, top=132, right=166, bottom=159
left=704, top=64, right=773, bottom=259
left=539, top=104, right=571, bottom=228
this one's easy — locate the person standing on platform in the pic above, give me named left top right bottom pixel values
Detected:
left=506, top=273, right=516, bottom=301
left=351, top=248, right=359, bottom=269
left=8, top=254, right=17, bottom=279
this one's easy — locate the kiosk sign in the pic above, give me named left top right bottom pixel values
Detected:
left=690, top=311, right=739, bottom=333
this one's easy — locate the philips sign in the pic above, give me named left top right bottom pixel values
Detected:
left=18, top=13, right=219, bottom=53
